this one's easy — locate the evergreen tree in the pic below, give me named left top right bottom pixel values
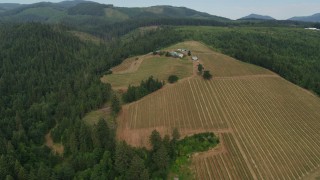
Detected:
left=168, top=75, right=179, bottom=83
left=172, top=128, right=180, bottom=142
left=5, top=175, right=14, bottom=180
left=140, top=169, right=150, bottom=180
left=115, top=142, right=133, bottom=177
left=92, top=118, right=114, bottom=151
left=149, top=130, right=162, bottom=151
left=37, top=164, right=51, bottom=180
left=127, top=155, right=148, bottom=180
left=0, top=156, right=9, bottom=180
left=203, top=70, right=213, bottom=80
left=18, top=167, right=27, bottom=180
left=197, top=64, right=204, bottom=74
left=170, top=128, right=180, bottom=158
left=111, top=94, right=121, bottom=115
left=152, top=145, right=169, bottom=179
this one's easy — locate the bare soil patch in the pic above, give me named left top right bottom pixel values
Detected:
left=45, top=131, right=64, bottom=156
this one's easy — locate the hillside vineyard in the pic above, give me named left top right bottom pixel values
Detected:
left=117, top=42, right=320, bottom=179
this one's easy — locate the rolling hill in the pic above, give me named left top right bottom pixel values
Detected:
left=116, top=5, right=228, bottom=20
left=289, top=13, right=320, bottom=22
left=115, top=41, right=320, bottom=179
left=0, top=1, right=229, bottom=23
left=239, top=13, right=275, bottom=20
left=0, top=3, right=21, bottom=12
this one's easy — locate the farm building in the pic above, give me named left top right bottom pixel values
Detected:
left=192, top=56, right=198, bottom=61
left=169, top=51, right=184, bottom=58
left=177, top=48, right=188, bottom=52
left=305, top=27, right=320, bottom=31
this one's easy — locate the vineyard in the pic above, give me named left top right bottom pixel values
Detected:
left=193, top=133, right=254, bottom=180
left=116, top=41, right=320, bottom=179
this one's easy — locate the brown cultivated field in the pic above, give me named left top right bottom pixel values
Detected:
left=116, top=41, right=320, bottom=179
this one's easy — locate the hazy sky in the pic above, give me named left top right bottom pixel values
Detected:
left=1, top=0, right=319, bottom=20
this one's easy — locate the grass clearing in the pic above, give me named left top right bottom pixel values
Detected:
left=82, top=107, right=111, bottom=126
left=110, top=56, right=145, bottom=74
left=101, top=56, right=193, bottom=89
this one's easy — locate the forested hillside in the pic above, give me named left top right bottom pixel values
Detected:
left=0, top=1, right=229, bottom=27
left=0, top=23, right=183, bottom=179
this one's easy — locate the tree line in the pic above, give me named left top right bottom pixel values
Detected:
left=122, top=76, right=164, bottom=103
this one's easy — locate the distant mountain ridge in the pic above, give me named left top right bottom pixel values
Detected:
left=0, top=1, right=229, bottom=23
left=239, top=13, right=275, bottom=20
left=0, top=3, right=21, bottom=12
left=288, top=13, right=320, bottom=22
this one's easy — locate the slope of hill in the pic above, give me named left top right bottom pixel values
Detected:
left=289, top=13, right=320, bottom=22
left=67, top=2, right=112, bottom=16
left=116, top=41, right=320, bottom=179
left=0, top=2, right=67, bottom=22
left=239, top=13, right=275, bottom=20
left=0, top=3, right=21, bottom=12
left=177, top=26, right=320, bottom=95
left=116, top=5, right=229, bottom=21
left=0, top=1, right=229, bottom=23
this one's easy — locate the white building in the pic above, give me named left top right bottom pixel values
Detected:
left=305, top=28, right=320, bottom=31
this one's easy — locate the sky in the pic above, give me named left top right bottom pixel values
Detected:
left=0, top=0, right=319, bottom=20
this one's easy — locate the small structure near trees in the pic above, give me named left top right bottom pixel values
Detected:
left=192, top=56, right=198, bottom=61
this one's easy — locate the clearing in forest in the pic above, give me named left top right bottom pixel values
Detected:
left=116, top=41, right=320, bottom=179
left=101, top=54, right=193, bottom=89
left=82, top=107, right=111, bottom=126
left=45, top=131, right=64, bottom=156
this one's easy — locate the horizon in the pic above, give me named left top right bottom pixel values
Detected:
left=0, top=0, right=319, bottom=20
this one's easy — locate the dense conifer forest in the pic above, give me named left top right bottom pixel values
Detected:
left=0, top=23, right=182, bottom=179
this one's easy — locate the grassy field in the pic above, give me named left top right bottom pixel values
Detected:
left=167, top=41, right=275, bottom=77
left=117, top=41, right=320, bottom=179
left=82, top=107, right=111, bottom=126
left=101, top=55, right=193, bottom=89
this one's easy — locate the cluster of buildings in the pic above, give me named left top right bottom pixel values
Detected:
left=153, top=48, right=199, bottom=61
left=168, top=51, right=184, bottom=58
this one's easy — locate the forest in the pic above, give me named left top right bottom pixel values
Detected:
left=0, top=23, right=182, bottom=179
left=122, top=76, right=164, bottom=103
